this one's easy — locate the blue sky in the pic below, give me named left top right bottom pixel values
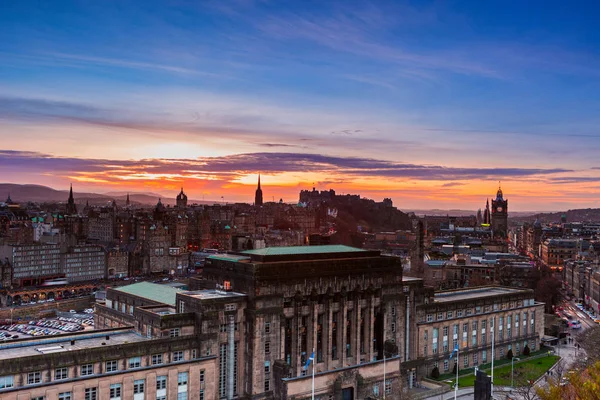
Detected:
left=2, top=0, right=600, bottom=210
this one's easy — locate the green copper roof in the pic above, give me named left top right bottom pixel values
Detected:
left=240, top=245, right=366, bottom=256
left=114, top=282, right=181, bottom=305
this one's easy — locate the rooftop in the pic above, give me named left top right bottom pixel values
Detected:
left=184, top=289, right=247, bottom=300
left=0, top=329, right=147, bottom=360
left=114, top=282, right=182, bottom=306
left=434, top=286, right=530, bottom=303
left=240, top=245, right=366, bottom=257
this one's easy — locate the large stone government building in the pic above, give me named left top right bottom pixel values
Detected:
left=0, top=245, right=544, bottom=400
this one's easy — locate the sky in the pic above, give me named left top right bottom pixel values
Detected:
left=2, top=0, right=600, bottom=211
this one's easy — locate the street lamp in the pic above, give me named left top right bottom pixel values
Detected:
left=511, top=357, right=521, bottom=388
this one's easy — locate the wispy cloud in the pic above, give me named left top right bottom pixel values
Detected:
left=0, top=150, right=572, bottom=182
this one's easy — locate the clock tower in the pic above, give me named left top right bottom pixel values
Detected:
left=491, top=185, right=508, bottom=238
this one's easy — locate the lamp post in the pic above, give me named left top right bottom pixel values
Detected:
left=511, top=357, right=521, bottom=388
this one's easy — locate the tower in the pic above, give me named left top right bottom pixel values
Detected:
left=126, top=193, right=131, bottom=207
left=483, top=199, right=490, bottom=225
left=66, top=184, right=78, bottom=215
left=254, top=174, right=263, bottom=206
left=176, top=187, right=188, bottom=209
left=491, top=184, right=508, bottom=238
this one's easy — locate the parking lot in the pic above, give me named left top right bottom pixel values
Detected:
left=0, top=309, right=94, bottom=341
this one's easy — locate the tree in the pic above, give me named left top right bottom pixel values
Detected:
left=537, top=360, right=600, bottom=400
left=523, top=344, right=531, bottom=356
left=512, top=365, right=541, bottom=400
left=576, top=326, right=600, bottom=362
left=507, top=349, right=514, bottom=360
left=431, top=366, right=440, bottom=379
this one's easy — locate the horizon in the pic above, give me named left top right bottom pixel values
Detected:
left=0, top=182, right=571, bottom=214
left=3, top=1, right=600, bottom=211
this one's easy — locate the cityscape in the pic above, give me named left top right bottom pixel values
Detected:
left=2, top=2, right=600, bottom=400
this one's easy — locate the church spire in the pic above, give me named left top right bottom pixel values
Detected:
left=254, top=173, right=263, bottom=206
left=126, top=193, right=130, bottom=206
left=66, top=183, right=77, bottom=215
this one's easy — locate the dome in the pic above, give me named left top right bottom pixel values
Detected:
left=177, top=187, right=187, bottom=201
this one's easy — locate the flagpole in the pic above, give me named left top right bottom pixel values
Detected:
left=383, top=351, right=386, bottom=400
left=454, top=347, right=459, bottom=400
left=311, top=348, right=315, bottom=400
left=491, top=322, right=495, bottom=397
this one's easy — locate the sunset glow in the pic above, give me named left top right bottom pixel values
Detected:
left=2, top=1, right=600, bottom=211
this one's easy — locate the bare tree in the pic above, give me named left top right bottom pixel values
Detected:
left=512, top=365, right=540, bottom=400
left=576, top=326, right=600, bottom=362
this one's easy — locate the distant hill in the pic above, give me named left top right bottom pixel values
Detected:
left=0, top=184, right=221, bottom=206
left=511, top=208, right=600, bottom=223
left=406, top=209, right=541, bottom=218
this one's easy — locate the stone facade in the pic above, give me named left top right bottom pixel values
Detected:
left=415, top=286, right=545, bottom=378
left=106, top=249, right=129, bottom=278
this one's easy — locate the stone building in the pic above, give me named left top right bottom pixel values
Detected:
left=541, top=238, right=579, bottom=270
left=62, top=245, right=106, bottom=282
left=416, top=286, right=545, bottom=378
left=106, top=248, right=130, bottom=278
left=0, top=243, right=62, bottom=287
left=201, top=245, right=420, bottom=398
left=0, top=327, right=217, bottom=400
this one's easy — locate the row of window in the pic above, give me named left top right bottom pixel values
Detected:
left=6, top=354, right=194, bottom=389
left=6, top=373, right=204, bottom=399
left=425, top=301, right=536, bottom=323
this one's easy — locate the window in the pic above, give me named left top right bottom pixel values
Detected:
left=457, top=310, right=463, bottom=317
left=265, top=322, right=271, bottom=334
left=482, top=350, right=487, bottom=362
left=129, top=356, right=141, bottom=368
left=156, top=375, right=167, bottom=390
left=105, top=360, right=118, bottom=372
left=444, top=359, right=449, bottom=371
left=443, top=326, right=449, bottom=336
left=0, top=376, right=14, bottom=389
left=134, top=379, right=145, bottom=394
left=463, top=354, right=468, bottom=368
left=265, top=379, right=271, bottom=392
left=385, top=380, right=392, bottom=394
left=372, top=383, right=379, bottom=396
left=157, top=397, right=166, bottom=400
left=31, top=397, right=44, bottom=400
left=192, top=349, right=197, bottom=359
left=265, top=342, right=270, bottom=354
left=391, top=322, right=396, bottom=332
left=426, top=314, right=433, bottom=322
left=173, top=351, right=184, bottom=362
left=178, top=372, right=188, bottom=386
left=437, top=312, right=443, bottom=320
left=58, top=393, right=72, bottom=400
left=152, top=354, right=163, bottom=365
left=81, top=364, right=94, bottom=376
left=179, top=300, right=185, bottom=313
left=424, top=330, right=428, bottom=341
left=27, top=372, right=42, bottom=385
left=392, top=306, right=396, bottom=316
left=177, top=394, right=188, bottom=400
left=473, top=353, right=478, bottom=365
left=447, top=311, right=453, bottom=318
left=170, top=328, right=180, bottom=338
left=200, top=390, right=204, bottom=400
left=200, top=370, right=205, bottom=384
left=265, top=361, right=271, bottom=374
left=55, top=367, right=68, bottom=380
left=85, top=388, right=97, bottom=400
left=109, top=383, right=121, bottom=399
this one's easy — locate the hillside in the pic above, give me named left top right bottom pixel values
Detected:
left=512, top=208, right=600, bottom=223
left=0, top=184, right=218, bottom=206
